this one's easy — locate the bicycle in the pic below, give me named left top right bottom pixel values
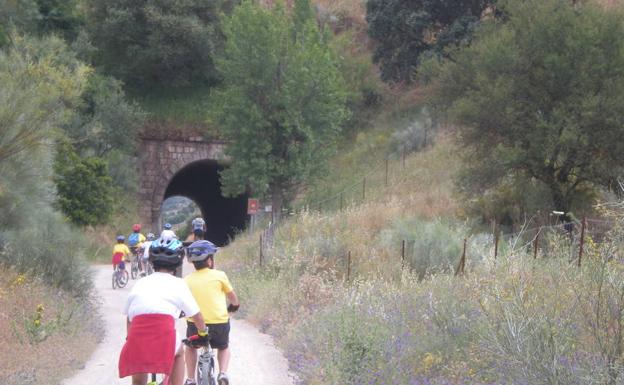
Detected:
left=130, top=247, right=144, bottom=279
left=112, top=262, right=129, bottom=289
left=183, top=335, right=218, bottom=385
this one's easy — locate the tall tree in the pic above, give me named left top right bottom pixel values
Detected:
left=213, top=0, right=348, bottom=222
left=85, top=0, right=231, bottom=87
left=429, top=0, right=624, bottom=217
left=366, top=0, right=495, bottom=84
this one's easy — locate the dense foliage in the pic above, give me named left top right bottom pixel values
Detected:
left=85, top=0, right=232, bottom=88
left=213, top=0, right=348, bottom=221
left=0, top=0, right=83, bottom=44
left=0, top=35, right=92, bottom=293
left=54, top=141, right=114, bottom=226
left=429, top=0, right=624, bottom=219
left=366, top=0, right=495, bottom=83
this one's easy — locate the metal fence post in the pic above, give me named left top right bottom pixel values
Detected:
left=578, top=217, right=586, bottom=267
left=259, top=234, right=263, bottom=267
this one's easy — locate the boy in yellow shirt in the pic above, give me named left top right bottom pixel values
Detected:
left=184, top=240, right=239, bottom=385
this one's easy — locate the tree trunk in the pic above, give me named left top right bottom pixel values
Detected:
left=271, top=184, right=283, bottom=225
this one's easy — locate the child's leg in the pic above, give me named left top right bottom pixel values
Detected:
left=185, top=345, right=198, bottom=381
left=132, top=373, right=147, bottom=385
left=169, top=345, right=185, bottom=385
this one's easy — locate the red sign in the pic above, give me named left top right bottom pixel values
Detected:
left=247, top=199, right=259, bottom=215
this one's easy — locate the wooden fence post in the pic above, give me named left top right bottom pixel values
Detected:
left=533, top=228, right=540, bottom=259
left=401, top=240, right=406, bottom=272
left=578, top=217, right=586, bottom=267
left=494, top=229, right=499, bottom=259
left=362, top=177, right=366, bottom=200
left=385, top=158, right=389, bottom=187
left=346, top=250, right=352, bottom=282
left=455, top=239, right=467, bottom=276
left=402, top=148, right=406, bottom=169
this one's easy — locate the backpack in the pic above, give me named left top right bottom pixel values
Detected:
left=128, top=232, right=140, bottom=247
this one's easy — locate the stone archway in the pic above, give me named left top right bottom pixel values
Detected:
left=138, top=136, right=248, bottom=244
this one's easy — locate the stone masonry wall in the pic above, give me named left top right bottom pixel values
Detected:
left=138, top=137, right=227, bottom=231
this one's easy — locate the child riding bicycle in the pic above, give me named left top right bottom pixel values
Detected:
left=112, top=235, right=131, bottom=271
left=119, top=236, right=209, bottom=385
left=184, top=240, right=240, bottom=385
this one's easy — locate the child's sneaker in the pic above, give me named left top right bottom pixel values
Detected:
left=184, top=379, right=196, bottom=385
left=217, top=372, right=229, bottom=385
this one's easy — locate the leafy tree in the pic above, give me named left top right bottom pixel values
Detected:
left=54, top=141, right=114, bottom=226
left=0, top=34, right=86, bottom=228
left=429, top=0, right=624, bottom=217
left=64, top=73, right=144, bottom=157
left=366, top=0, right=495, bottom=84
left=213, top=0, right=348, bottom=222
left=34, top=0, right=84, bottom=40
left=0, top=0, right=83, bottom=43
left=85, top=0, right=232, bottom=87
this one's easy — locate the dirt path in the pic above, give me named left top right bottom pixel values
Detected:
left=62, top=265, right=295, bottom=385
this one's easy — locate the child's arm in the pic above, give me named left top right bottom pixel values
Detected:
left=189, top=312, right=207, bottom=335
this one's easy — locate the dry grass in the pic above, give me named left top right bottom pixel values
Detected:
left=0, top=270, right=98, bottom=385
left=221, top=134, right=460, bottom=282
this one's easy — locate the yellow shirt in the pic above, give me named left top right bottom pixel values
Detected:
left=113, top=244, right=131, bottom=260
left=185, top=268, right=233, bottom=324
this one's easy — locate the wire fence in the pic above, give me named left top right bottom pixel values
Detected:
left=250, top=135, right=621, bottom=279
left=254, top=213, right=620, bottom=281
left=300, top=137, right=432, bottom=213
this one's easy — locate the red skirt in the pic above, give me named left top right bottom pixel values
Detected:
left=118, top=314, right=176, bottom=378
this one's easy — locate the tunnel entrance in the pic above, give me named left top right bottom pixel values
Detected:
left=162, top=159, right=248, bottom=246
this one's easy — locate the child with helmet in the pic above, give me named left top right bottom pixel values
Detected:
left=161, top=222, right=178, bottom=241
left=112, top=235, right=131, bottom=271
left=183, top=240, right=240, bottom=385
left=118, top=237, right=209, bottom=385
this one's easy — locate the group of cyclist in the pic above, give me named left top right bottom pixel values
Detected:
left=113, top=218, right=238, bottom=385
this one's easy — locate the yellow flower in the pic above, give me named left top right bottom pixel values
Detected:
left=422, top=352, right=442, bottom=370
left=36, top=304, right=45, bottom=313
left=13, top=274, right=26, bottom=286
left=34, top=319, right=41, bottom=327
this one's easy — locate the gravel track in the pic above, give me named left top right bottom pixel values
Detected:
left=62, top=264, right=295, bottom=385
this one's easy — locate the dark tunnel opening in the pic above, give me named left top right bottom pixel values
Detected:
left=163, top=160, right=248, bottom=246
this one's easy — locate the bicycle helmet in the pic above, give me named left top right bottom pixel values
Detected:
left=187, top=240, right=218, bottom=262
left=116, top=235, right=125, bottom=242
left=132, top=223, right=142, bottom=232
left=146, top=232, right=155, bottom=241
left=163, top=223, right=172, bottom=230
left=149, top=237, right=184, bottom=269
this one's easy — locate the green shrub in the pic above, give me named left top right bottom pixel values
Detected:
left=380, top=217, right=464, bottom=278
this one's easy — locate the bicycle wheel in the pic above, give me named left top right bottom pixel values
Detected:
left=131, top=259, right=138, bottom=279
left=209, top=356, right=218, bottom=385
left=197, top=354, right=216, bottom=385
left=118, top=270, right=129, bottom=288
